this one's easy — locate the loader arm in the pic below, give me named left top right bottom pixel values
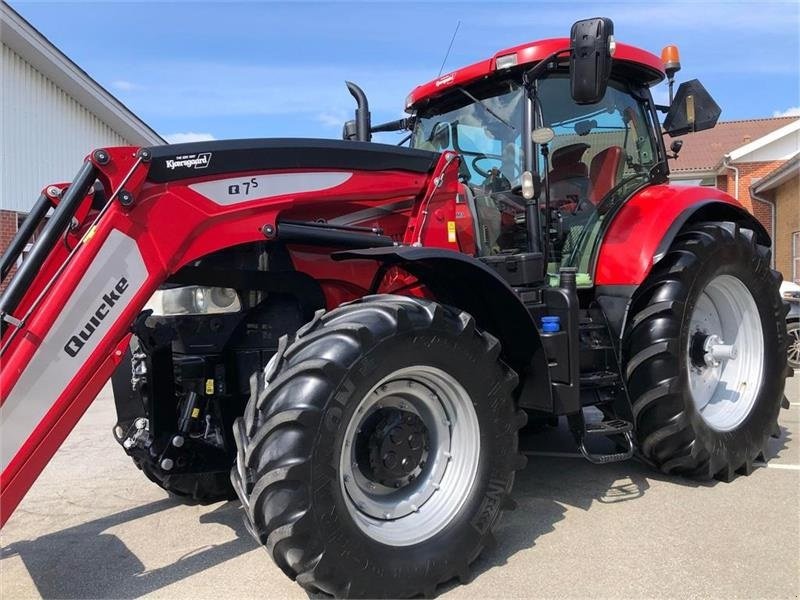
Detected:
left=0, top=139, right=443, bottom=525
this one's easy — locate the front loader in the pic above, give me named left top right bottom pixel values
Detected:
left=0, top=17, right=790, bottom=598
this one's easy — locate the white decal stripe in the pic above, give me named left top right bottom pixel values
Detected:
left=189, top=172, right=352, bottom=205
left=0, top=230, right=148, bottom=471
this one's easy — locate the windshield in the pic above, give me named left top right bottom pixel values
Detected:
left=411, top=79, right=524, bottom=184
left=409, top=73, right=659, bottom=273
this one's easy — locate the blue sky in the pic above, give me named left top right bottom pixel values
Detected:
left=10, top=1, right=800, bottom=144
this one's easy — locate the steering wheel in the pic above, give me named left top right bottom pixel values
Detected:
left=471, top=154, right=522, bottom=180
left=471, top=154, right=503, bottom=178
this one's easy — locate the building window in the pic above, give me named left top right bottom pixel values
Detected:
left=793, top=231, right=800, bottom=284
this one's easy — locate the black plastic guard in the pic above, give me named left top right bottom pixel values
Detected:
left=335, top=246, right=553, bottom=411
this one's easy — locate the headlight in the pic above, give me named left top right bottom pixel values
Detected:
left=144, top=286, right=242, bottom=316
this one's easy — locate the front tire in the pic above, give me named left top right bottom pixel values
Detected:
left=624, top=222, right=788, bottom=480
left=136, top=459, right=235, bottom=503
left=231, top=295, right=525, bottom=598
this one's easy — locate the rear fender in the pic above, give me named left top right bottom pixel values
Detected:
left=334, top=247, right=552, bottom=411
left=595, top=185, right=769, bottom=286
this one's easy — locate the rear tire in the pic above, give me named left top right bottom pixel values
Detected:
left=231, top=295, right=526, bottom=598
left=623, top=222, right=788, bottom=480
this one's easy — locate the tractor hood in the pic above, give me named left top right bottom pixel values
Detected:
left=145, top=138, right=439, bottom=183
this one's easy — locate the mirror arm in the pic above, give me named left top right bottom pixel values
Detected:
left=523, top=48, right=571, bottom=89
left=655, top=104, right=671, bottom=113
left=371, top=117, right=413, bottom=133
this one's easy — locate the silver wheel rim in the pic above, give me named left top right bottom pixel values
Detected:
left=686, top=274, right=764, bottom=432
left=788, top=324, right=800, bottom=368
left=339, top=366, right=480, bottom=546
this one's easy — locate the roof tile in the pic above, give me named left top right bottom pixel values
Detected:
left=669, top=117, right=797, bottom=173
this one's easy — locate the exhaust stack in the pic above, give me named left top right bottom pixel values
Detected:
left=343, top=81, right=371, bottom=142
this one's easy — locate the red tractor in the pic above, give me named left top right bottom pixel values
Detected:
left=0, top=18, right=790, bottom=598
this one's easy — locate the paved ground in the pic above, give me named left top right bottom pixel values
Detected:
left=2, top=376, right=798, bottom=599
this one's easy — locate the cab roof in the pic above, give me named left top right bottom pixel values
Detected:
left=407, top=37, right=665, bottom=111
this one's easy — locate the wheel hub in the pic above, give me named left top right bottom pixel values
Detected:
left=361, top=408, right=429, bottom=487
left=690, top=332, right=738, bottom=368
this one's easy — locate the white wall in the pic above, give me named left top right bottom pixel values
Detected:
left=1, top=44, right=129, bottom=213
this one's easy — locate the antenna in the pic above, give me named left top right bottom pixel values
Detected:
left=438, top=20, right=461, bottom=77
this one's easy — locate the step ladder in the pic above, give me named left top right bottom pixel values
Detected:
left=569, top=411, right=635, bottom=465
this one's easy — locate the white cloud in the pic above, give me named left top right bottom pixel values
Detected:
left=164, top=132, right=217, bottom=144
left=316, top=110, right=349, bottom=129
left=773, top=106, right=800, bottom=118
left=111, top=80, right=141, bottom=91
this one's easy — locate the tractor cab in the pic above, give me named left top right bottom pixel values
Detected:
left=397, top=21, right=720, bottom=287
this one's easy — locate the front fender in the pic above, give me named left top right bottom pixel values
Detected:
left=334, top=247, right=552, bottom=410
left=595, top=185, right=769, bottom=286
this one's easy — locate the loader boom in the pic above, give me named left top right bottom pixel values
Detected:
left=0, top=140, right=453, bottom=524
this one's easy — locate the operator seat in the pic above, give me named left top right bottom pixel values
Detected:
left=588, top=146, right=624, bottom=205
left=549, top=143, right=590, bottom=212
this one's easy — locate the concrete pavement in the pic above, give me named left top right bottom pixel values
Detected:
left=2, top=377, right=798, bottom=599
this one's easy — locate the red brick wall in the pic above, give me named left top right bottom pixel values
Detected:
left=1, top=210, right=19, bottom=293
left=716, top=160, right=785, bottom=237
left=774, top=175, right=800, bottom=283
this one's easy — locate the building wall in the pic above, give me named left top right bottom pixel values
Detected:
left=716, top=160, right=785, bottom=236
left=1, top=43, right=133, bottom=290
left=774, top=175, right=800, bottom=284
left=0, top=209, right=18, bottom=292
left=1, top=43, right=129, bottom=214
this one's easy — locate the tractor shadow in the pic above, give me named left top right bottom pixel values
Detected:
left=1, top=420, right=791, bottom=599
left=436, top=417, right=793, bottom=596
left=0, top=497, right=256, bottom=599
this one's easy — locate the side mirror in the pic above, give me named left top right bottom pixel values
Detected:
left=569, top=17, right=615, bottom=105
left=342, top=120, right=358, bottom=141
left=663, top=79, right=721, bottom=137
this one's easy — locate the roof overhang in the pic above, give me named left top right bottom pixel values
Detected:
left=1, top=3, right=164, bottom=146
left=724, top=119, right=800, bottom=164
left=751, top=153, right=800, bottom=195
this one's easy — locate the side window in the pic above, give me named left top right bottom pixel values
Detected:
left=536, top=76, right=656, bottom=283
left=539, top=76, right=655, bottom=211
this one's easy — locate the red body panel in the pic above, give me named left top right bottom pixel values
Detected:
left=594, top=185, right=741, bottom=285
left=407, top=38, right=664, bottom=109
left=0, top=147, right=463, bottom=524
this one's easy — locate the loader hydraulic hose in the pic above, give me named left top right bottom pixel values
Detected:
left=0, top=192, right=51, bottom=282
left=0, top=162, right=96, bottom=325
